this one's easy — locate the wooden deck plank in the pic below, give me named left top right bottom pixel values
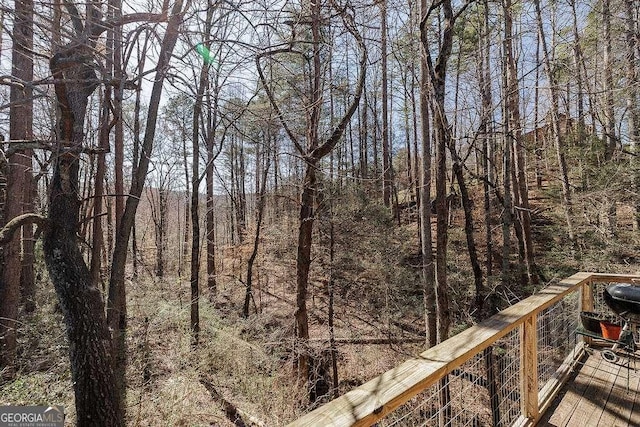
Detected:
left=595, top=355, right=639, bottom=427
left=591, top=359, right=635, bottom=426
left=571, top=355, right=618, bottom=427
left=562, top=356, right=613, bottom=426
left=627, top=363, right=640, bottom=427
left=543, top=354, right=599, bottom=425
left=611, top=354, right=640, bottom=427
left=540, top=350, right=640, bottom=427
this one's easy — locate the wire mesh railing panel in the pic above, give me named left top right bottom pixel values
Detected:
left=376, top=331, right=520, bottom=427
left=537, top=293, right=581, bottom=389
left=490, top=328, right=521, bottom=427
left=374, top=380, right=440, bottom=426
left=378, top=328, right=522, bottom=427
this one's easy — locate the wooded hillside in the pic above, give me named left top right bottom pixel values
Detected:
left=0, top=0, right=638, bottom=425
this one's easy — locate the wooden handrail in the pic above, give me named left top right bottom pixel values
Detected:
left=287, top=272, right=640, bottom=427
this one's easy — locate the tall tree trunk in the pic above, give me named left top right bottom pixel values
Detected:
left=295, top=164, right=316, bottom=384
left=570, top=0, right=586, bottom=142
left=20, top=164, right=36, bottom=313
left=534, top=28, right=543, bottom=189
left=625, top=0, right=639, bottom=230
left=234, top=137, right=247, bottom=243
left=48, top=26, right=123, bottom=424
left=501, top=0, right=515, bottom=290
left=91, top=15, right=114, bottom=287
left=180, top=129, right=190, bottom=277
left=155, top=188, right=168, bottom=277
left=206, top=66, right=218, bottom=298
left=421, top=0, right=458, bottom=342
left=190, top=39, right=211, bottom=346
left=534, top=0, right=574, bottom=242
left=381, top=0, right=391, bottom=207
left=418, top=0, right=436, bottom=348
left=113, top=0, right=124, bottom=232
left=19, top=10, right=36, bottom=310
left=328, top=206, right=338, bottom=398
left=243, top=136, right=271, bottom=317
left=190, top=128, right=201, bottom=347
left=257, top=0, right=366, bottom=398
left=0, top=155, right=7, bottom=370
left=373, top=95, right=379, bottom=179
left=18, top=3, right=37, bottom=313
left=478, top=0, right=494, bottom=317
left=107, top=0, right=187, bottom=413
left=602, top=0, right=617, bottom=236
left=90, top=90, right=109, bottom=288
left=1, top=0, right=34, bottom=379
left=504, top=4, right=536, bottom=285
left=128, top=28, right=146, bottom=281
left=451, top=150, right=483, bottom=323
left=602, top=0, right=616, bottom=161
left=360, top=91, right=369, bottom=179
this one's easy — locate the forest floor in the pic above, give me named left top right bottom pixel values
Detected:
left=1, top=181, right=639, bottom=426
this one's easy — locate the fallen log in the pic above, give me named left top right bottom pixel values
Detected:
left=200, top=378, right=266, bottom=427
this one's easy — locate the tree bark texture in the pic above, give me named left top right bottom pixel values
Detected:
left=1, top=0, right=34, bottom=379
left=47, top=38, right=123, bottom=424
left=20, top=165, right=36, bottom=313
left=294, top=161, right=317, bottom=381
left=419, top=23, right=437, bottom=346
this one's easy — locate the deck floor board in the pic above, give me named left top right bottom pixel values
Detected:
left=539, top=349, right=640, bottom=427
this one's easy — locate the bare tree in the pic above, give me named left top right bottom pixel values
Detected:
left=534, top=0, right=574, bottom=242
left=243, top=128, right=272, bottom=318
left=380, top=0, right=392, bottom=207
left=419, top=0, right=436, bottom=347
left=0, top=0, right=33, bottom=379
left=107, top=0, right=189, bottom=416
left=257, top=0, right=366, bottom=396
left=419, top=0, right=474, bottom=342
left=45, top=0, right=123, bottom=420
left=623, top=0, right=639, bottom=230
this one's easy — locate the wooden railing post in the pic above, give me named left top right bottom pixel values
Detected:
left=520, top=315, right=539, bottom=421
left=581, top=279, right=594, bottom=312
left=580, top=279, right=595, bottom=347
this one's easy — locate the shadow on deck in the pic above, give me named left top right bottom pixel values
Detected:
left=540, top=348, right=640, bottom=427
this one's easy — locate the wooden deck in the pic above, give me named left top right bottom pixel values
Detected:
left=539, top=347, right=640, bottom=427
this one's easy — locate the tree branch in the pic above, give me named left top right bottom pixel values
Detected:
left=0, top=213, right=49, bottom=245
left=62, top=0, right=84, bottom=36
left=310, top=0, right=367, bottom=160
left=2, top=140, right=110, bottom=156
left=91, top=12, right=169, bottom=38
left=256, top=49, right=307, bottom=155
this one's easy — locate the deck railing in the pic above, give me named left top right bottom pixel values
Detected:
left=288, top=272, right=640, bottom=427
